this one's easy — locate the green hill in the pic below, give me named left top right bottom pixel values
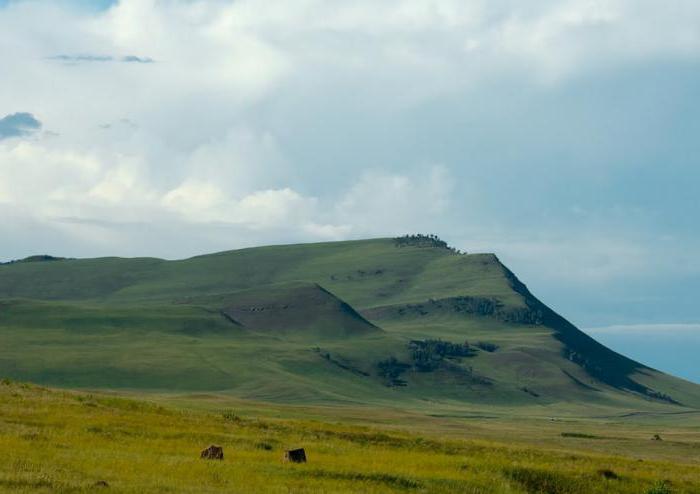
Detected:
left=1, top=236, right=699, bottom=414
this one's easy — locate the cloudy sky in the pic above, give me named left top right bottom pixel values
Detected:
left=1, top=0, right=699, bottom=367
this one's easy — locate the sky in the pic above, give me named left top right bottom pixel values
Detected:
left=587, top=324, right=700, bottom=384
left=1, top=0, right=699, bottom=380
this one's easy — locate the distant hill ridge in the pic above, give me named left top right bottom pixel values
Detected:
left=0, top=254, right=69, bottom=265
left=0, top=236, right=698, bottom=411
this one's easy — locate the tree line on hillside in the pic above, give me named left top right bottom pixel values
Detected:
left=393, top=234, right=464, bottom=254
left=376, top=338, right=498, bottom=386
left=408, top=339, right=476, bottom=372
left=0, top=255, right=68, bottom=265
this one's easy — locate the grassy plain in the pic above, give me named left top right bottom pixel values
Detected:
left=1, top=380, right=698, bottom=494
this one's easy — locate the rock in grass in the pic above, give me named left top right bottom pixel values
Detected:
left=92, top=480, right=109, bottom=488
left=597, top=469, right=619, bottom=480
left=200, top=445, right=224, bottom=460
left=284, top=448, right=307, bottom=463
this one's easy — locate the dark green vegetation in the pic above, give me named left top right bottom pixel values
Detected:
left=1, top=236, right=700, bottom=416
left=0, top=254, right=69, bottom=265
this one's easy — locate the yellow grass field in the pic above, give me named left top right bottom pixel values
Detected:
left=1, top=380, right=699, bottom=493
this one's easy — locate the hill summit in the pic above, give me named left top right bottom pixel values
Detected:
left=1, top=235, right=698, bottom=412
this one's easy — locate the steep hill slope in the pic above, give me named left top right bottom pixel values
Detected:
left=190, top=281, right=379, bottom=338
left=1, top=236, right=699, bottom=412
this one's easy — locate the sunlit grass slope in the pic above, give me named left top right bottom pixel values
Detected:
left=0, top=239, right=517, bottom=306
left=1, top=380, right=698, bottom=494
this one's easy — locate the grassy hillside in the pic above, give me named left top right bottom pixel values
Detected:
left=213, top=281, right=379, bottom=338
left=1, top=380, right=698, bottom=494
left=1, top=236, right=699, bottom=413
left=0, top=239, right=518, bottom=306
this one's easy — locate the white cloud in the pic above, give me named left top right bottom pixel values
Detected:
left=101, top=0, right=290, bottom=98
left=463, top=233, right=650, bottom=282
left=301, top=222, right=352, bottom=239
left=490, top=1, right=700, bottom=83
left=161, top=183, right=318, bottom=228
left=0, top=134, right=453, bottom=244
left=235, top=188, right=315, bottom=228
left=181, top=128, right=290, bottom=195
left=3, top=0, right=699, bottom=131
left=333, top=165, right=453, bottom=236
left=0, top=140, right=101, bottom=212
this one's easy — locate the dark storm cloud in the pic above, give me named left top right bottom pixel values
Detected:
left=121, top=55, right=154, bottom=63
left=0, top=112, right=41, bottom=140
left=49, top=54, right=155, bottom=64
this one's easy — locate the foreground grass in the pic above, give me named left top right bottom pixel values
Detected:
left=0, top=381, right=698, bottom=493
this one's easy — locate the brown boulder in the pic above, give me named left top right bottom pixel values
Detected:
left=200, top=445, right=224, bottom=460
left=284, top=448, right=307, bottom=463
